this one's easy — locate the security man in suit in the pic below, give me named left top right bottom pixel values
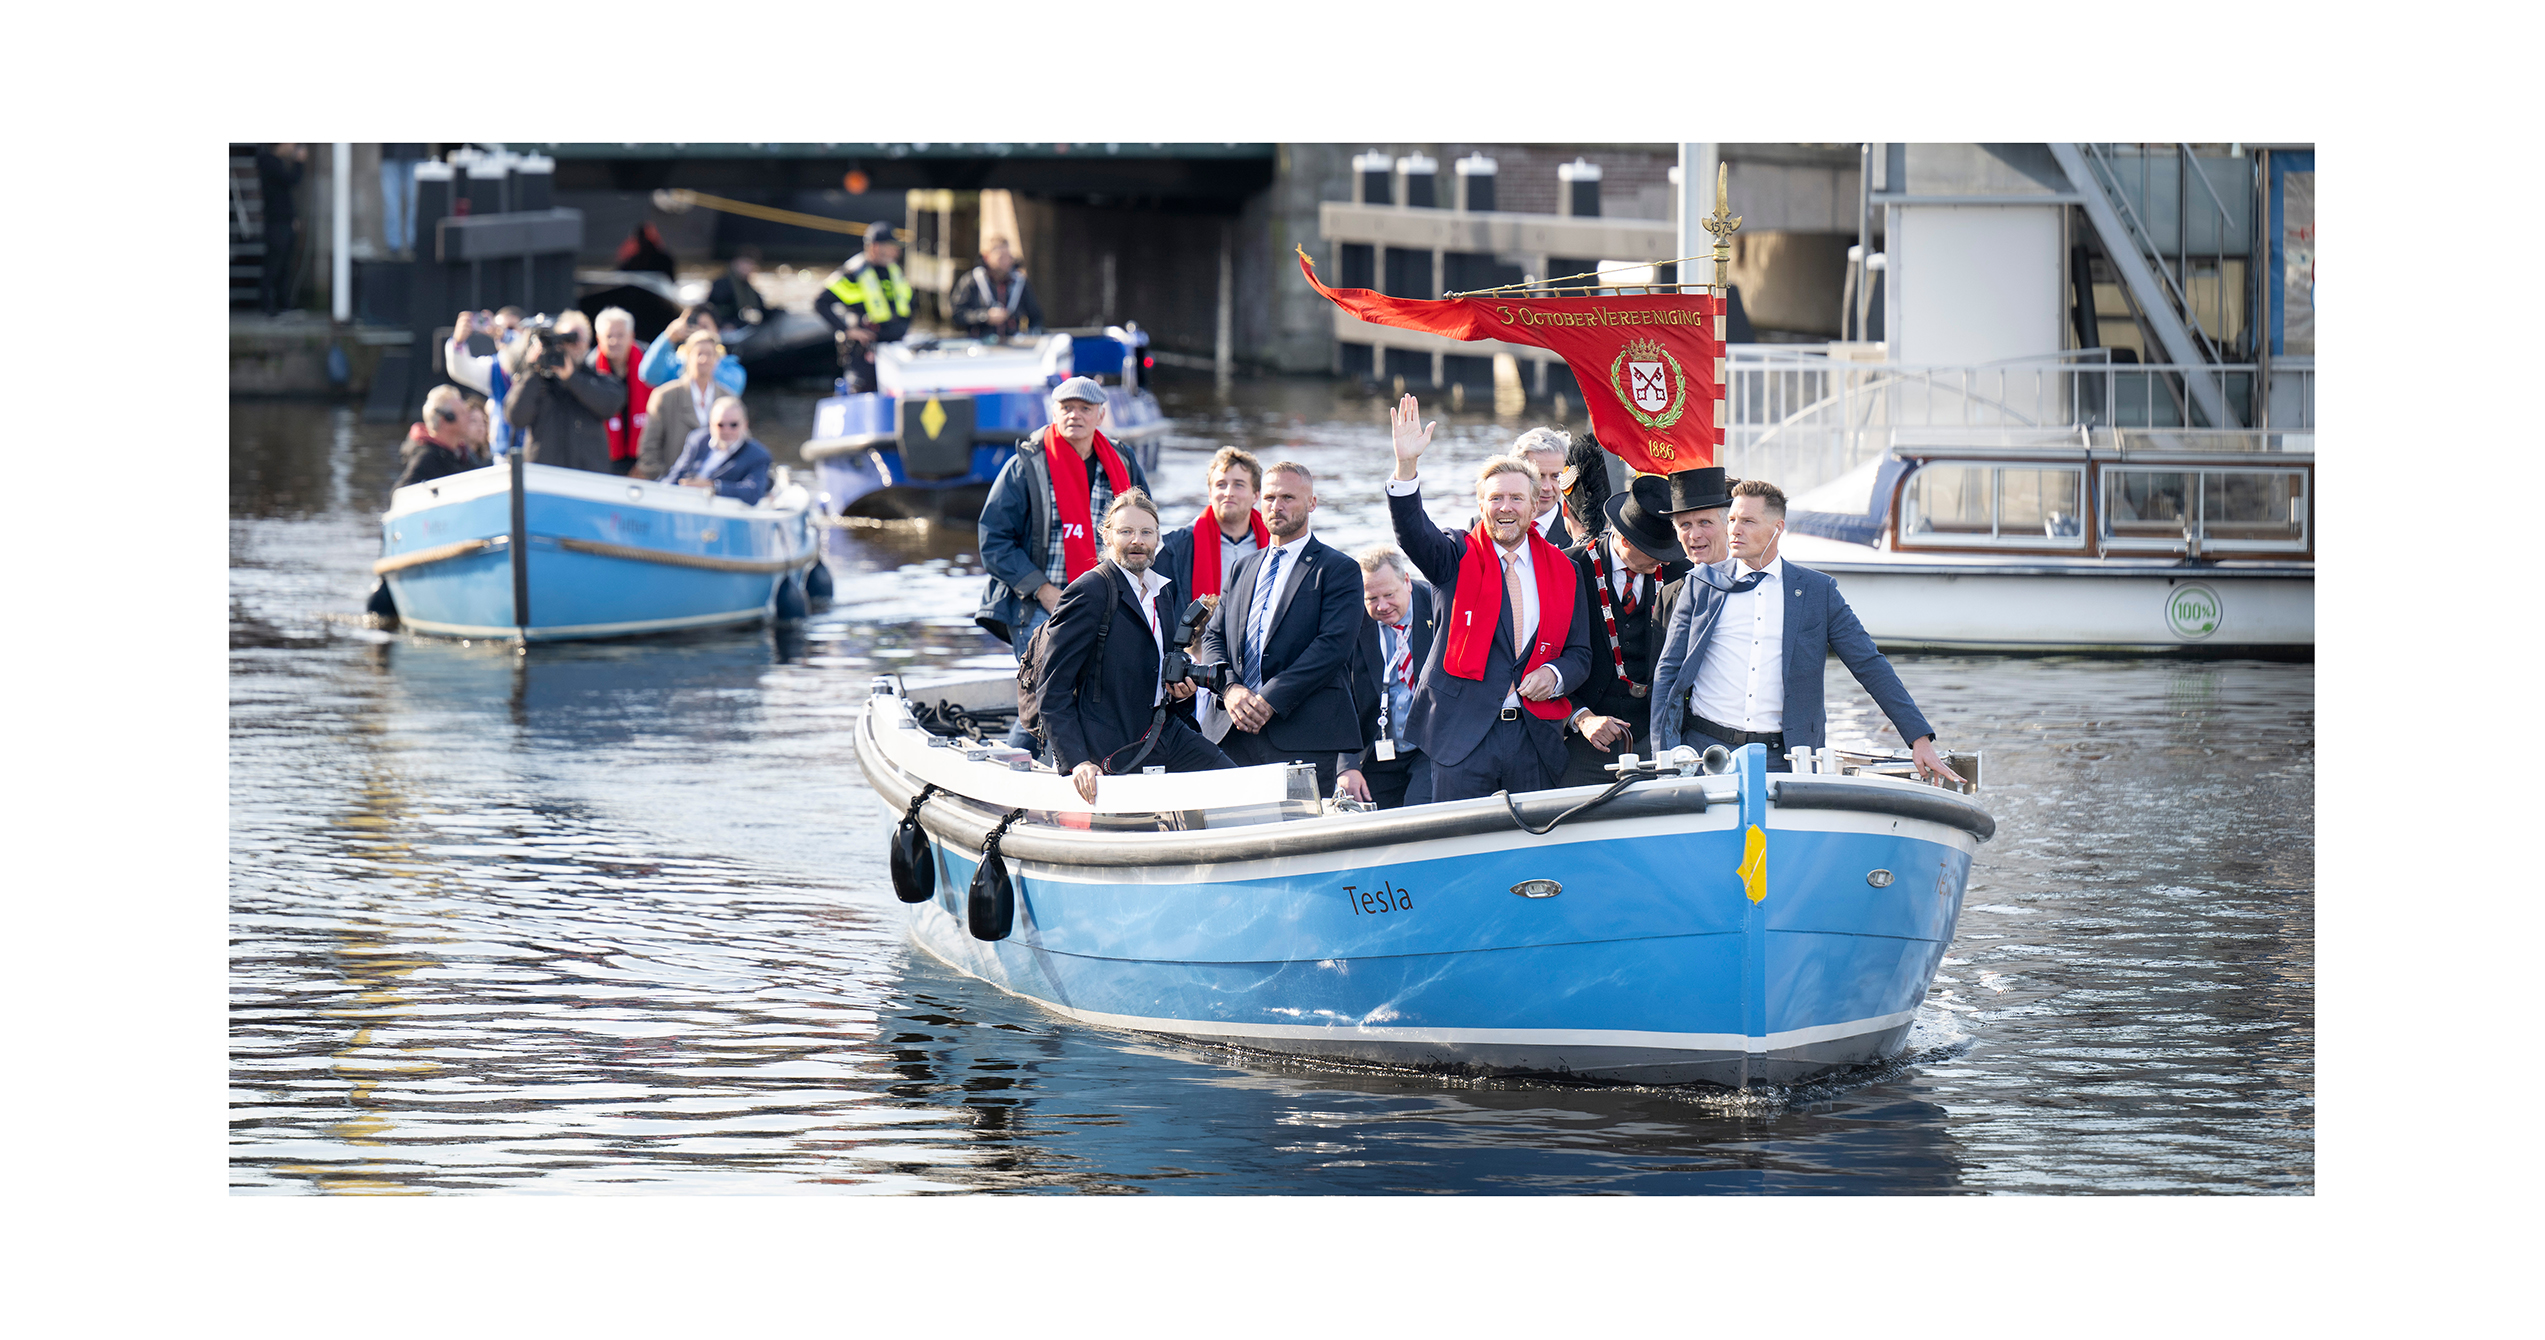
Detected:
left=1648, top=479, right=1964, bottom=782
left=814, top=222, right=913, bottom=393
left=1558, top=474, right=1691, bottom=787
left=1038, top=489, right=1232, bottom=804
left=1383, top=395, right=1595, bottom=803
left=1336, top=547, right=1438, bottom=810
left=1196, top=461, right=1368, bottom=796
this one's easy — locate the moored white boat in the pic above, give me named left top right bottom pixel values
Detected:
left=1779, top=427, right=2313, bottom=656
left=376, top=460, right=818, bottom=641
left=856, top=674, right=1995, bottom=1088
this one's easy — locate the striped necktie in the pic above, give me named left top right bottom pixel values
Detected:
left=1244, top=547, right=1286, bottom=689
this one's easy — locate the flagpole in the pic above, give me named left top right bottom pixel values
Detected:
left=1700, top=162, right=1742, bottom=461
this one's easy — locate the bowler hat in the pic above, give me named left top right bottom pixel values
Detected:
left=1603, top=474, right=1686, bottom=564
left=1664, top=466, right=1733, bottom=515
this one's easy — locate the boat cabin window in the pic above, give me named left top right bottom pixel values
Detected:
left=2101, top=466, right=2309, bottom=551
left=1901, top=462, right=2085, bottom=548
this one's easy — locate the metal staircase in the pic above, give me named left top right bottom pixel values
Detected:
left=2049, top=143, right=2256, bottom=429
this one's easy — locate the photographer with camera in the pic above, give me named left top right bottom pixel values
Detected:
left=1037, top=490, right=1232, bottom=805
left=501, top=314, right=623, bottom=474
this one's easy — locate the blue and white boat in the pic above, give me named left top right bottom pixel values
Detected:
left=800, top=328, right=1170, bottom=525
left=375, top=460, right=818, bottom=641
left=856, top=674, right=1994, bottom=1088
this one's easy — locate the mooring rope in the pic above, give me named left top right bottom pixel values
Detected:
left=662, top=189, right=872, bottom=238
left=371, top=537, right=498, bottom=574
left=553, top=538, right=817, bottom=574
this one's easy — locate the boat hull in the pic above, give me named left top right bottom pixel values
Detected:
left=857, top=686, right=1988, bottom=1087
left=1781, top=538, right=2312, bottom=656
left=379, top=463, right=814, bottom=642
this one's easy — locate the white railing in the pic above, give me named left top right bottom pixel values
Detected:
left=1719, top=347, right=2315, bottom=495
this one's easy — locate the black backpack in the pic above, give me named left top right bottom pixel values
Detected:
left=1014, top=565, right=1120, bottom=742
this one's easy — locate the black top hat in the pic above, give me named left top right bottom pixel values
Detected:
left=1603, top=474, right=1686, bottom=564
left=1663, top=466, right=1733, bottom=515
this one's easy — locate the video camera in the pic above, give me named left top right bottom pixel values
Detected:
left=521, top=316, right=575, bottom=373
left=1158, top=597, right=1233, bottom=696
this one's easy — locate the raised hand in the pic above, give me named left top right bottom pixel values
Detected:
left=1389, top=394, right=1434, bottom=480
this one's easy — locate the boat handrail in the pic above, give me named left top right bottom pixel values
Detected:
left=870, top=690, right=1302, bottom=815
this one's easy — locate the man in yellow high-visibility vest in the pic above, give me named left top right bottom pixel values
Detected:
left=814, top=221, right=914, bottom=393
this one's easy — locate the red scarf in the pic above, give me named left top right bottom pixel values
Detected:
left=594, top=349, right=650, bottom=461
left=1044, top=424, right=1130, bottom=581
left=1185, top=507, right=1270, bottom=597
left=1441, top=523, right=1578, bottom=721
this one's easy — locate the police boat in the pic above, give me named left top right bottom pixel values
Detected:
left=857, top=672, right=1994, bottom=1088
left=373, top=456, right=821, bottom=642
left=799, top=327, right=1169, bottom=527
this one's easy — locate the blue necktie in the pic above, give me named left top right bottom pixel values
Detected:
left=1244, top=548, right=1285, bottom=689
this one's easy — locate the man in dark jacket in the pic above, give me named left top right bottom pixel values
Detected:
left=255, top=143, right=306, bottom=314
left=503, top=321, right=621, bottom=473
left=975, top=377, right=1151, bottom=653
left=949, top=236, right=1042, bottom=339
left=1383, top=395, right=1595, bottom=803
left=663, top=396, right=774, bottom=506
left=707, top=247, right=767, bottom=328
left=1558, top=473, right=1690, bottom=786
left=1039, top=490, right=1231, bottom=803
left=1336, top=547, right=1438, bottom=810
left=392, top=386, right=485, bottom=492
left=1195, top=462, right=1368, bottom=796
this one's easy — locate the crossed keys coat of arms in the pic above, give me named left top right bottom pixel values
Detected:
left=1608, top=336, right=1686, bottom=430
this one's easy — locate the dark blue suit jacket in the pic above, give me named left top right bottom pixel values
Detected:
left=1039, top=561, right=1181, bottom=773
left=665, top=430, right=773, bottom=506
left=1343, top=579, right=1437, bottom=772
left=1196, top=536, right=1366, bottom=754
left=1646, top=558, right=1937, bottom=755
left=1387, top=486, right=1594, bottom=768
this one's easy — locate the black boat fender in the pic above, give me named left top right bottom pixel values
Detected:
left=804, top=557, right=834, bottom=602
left=968, top=808, right=1029, bottom=941
left=773, top=568, right=809, bottom=621
left=889, top=783, right=943, bottom=904
left=365, top=577, right=399, bottom=619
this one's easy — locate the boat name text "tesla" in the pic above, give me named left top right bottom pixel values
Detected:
left=1341, top=882, right=1412, bottom=916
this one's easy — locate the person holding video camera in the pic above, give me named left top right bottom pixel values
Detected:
left=501, top=316, right=623, bottom=474
left=1037, top=490, right=1233, bottom=805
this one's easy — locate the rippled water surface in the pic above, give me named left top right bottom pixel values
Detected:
left=230, top=375, right=2313, bottom=1194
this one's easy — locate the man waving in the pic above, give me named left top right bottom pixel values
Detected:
left=1382, top=395, right=1594, bottom=802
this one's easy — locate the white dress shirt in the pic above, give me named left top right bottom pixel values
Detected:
left=698, top=436, right=739, bottom=479
left=1126, top=563, right=1171, bottom=707
left=1494, top=537, right=1541, bottom=710
left=1535, top=508, right=1563, bottom=543
left=1689, top=556, right=1786, bottom=733
left=1247, top=529, right=1314, bottom=623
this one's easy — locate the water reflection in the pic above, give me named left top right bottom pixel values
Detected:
left=230, top=374, right=2312, bottom=1195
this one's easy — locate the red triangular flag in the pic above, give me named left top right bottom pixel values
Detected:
left=1298, top=248, right=1722, bottom=473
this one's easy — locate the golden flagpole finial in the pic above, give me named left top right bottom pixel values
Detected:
left=1700, top=161, right=1742, bottom=296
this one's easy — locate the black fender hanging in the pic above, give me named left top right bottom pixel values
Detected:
left=889, top=783, right=942, bottom=904
left=968, top=808, right=1028, bottom=941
